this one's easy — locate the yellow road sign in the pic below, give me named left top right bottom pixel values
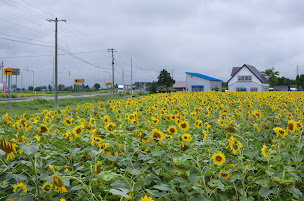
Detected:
left=107, top=82, right=112, bottom=86
left=74, top=79, right=82, bottom=83
left=4, top=68, right=12, bottom=75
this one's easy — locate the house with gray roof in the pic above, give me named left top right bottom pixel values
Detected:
left=228, top=64, right=269, bottom=92
left=173, top=81, right=186, bottom=91
left=186, top=72, right=222, bottom=92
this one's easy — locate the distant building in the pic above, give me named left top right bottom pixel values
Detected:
left=228, top=64, right=269, bottom=92
left=273, top=85, right=290, bottom=91
left=186, top=72, right=222, bottom=92
left=173, top=81, right=186, bottom=91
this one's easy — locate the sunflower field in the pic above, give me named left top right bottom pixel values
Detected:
left=0, top=92, right=304, bottom=201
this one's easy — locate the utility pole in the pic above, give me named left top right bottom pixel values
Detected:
left=172, top=69, right=173, bottom=79
left=47, top=18, right=66, bottom=107
left=131, top=57, right=133, bottom=96
left=108, top=48, right=116, bottom=96
left=122, top=67, right=124, bottom=86
left=1, top=61, right=3, bottom=82
left=297, top=64, right=299, bottom=76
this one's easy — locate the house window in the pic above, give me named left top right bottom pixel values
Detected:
left=250, top=87, right=257, bottom=92
left=238, top=75, right=252, bottom=81
left=236, top=87, right=246, bottom=92
left=245, top=76, right=252, bottom=81
left=238, top=76, right=244, bottom=81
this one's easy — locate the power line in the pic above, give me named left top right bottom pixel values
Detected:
left=0, top=50, right=108, bottom=58
left=0, top=32, right=53, bottom=44
left=59, top=47, right=111, bottom=70
left=0, top=36, right=54, bottom=48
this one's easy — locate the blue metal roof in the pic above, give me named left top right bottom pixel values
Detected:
left=191, top=85, right=204, bottom=87
left=186, top=72, right=222, bottom=81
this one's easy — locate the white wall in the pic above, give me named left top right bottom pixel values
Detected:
left=186, top=73, right=221, bottom=92
left=228, top=66, right=269, bottom=92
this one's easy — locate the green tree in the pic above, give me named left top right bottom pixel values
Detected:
left=296, top=75, right=301, bottom=89
left=93, top=83, right=101, bottom=90
left=148, top=81, right=158, bottom=94
left=157, top=69, right=175, bottom=92
left=48, top=84, right=53, bottom=91
left=261, top=67, right=279, bottom=86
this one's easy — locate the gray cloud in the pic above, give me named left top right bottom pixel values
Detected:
left=1, top=0, right=304, bottom=88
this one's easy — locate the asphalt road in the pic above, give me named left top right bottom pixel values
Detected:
left=0, top=93, right=109, bottom=102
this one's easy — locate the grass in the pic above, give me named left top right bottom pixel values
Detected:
left=0, top=94, right=126, bottom=116
left=0, top=90, right=108, bottom=98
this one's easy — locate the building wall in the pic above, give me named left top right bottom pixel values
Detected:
left=228, top=66, right=269, bottom=92
left=273, top=86, right=289, bottom=91
left=186, top=73, right=221, bottom=92
left=210, top=80, right=222, bottom=92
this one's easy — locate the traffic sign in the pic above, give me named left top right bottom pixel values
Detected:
left=107, top=82, right=112, bottom=86
left=74, top=79, right=82, bottom=83
left=4, top=68, right=12, bottom=75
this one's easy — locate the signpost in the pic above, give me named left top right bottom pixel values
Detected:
left=74, top=79, right=85, bottom=102
left=4, top=68, right=20, bottom=110
left=106, top=82, right=112, bottom=95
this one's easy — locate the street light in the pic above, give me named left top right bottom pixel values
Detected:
left=21, top=68, right=34, bottom=95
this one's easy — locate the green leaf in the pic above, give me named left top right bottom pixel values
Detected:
left=289, top=186, right=303, bottom=199
left=146, top=189, right=161, bottom=197
left=19, top=142, right=39, bottom=155
left=153, top=183, right=172, bottom=192
left=98, top=171, right=115, bottom=182
left=109, top=188, right=129, bottom=198
left=258, top=187, right=271, bottom=197
left=244, top=150, right=258, bottom=158
left=151, top=150, right=165, bottom=157
left=71, top=185, right=83, bottom=191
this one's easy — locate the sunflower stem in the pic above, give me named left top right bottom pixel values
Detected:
left=30, top=155, right=41, bottom=198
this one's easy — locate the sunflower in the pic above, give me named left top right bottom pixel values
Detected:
left=37, top=124, right=50, bottom=134
left=253, top=110, right=262, bottom=119
left=208, top=179, right=216, bottom=188
left=273, top=127, right=287, bottom=138
left=182, top=134, right=192, bottom=142
left=64, top=117, right=73, bottom=126
left=102, top=115, right=111, bottom=124
left=0, top=141, right=17, bottom=161
left=49, top=165, right=56, bottom=173
left=85, top=124, right=94, bottom=133
left=218, top=119, right=225, bottom=127
left=151, top=117, right=159, bottom=125
left=59, top=198, right=66, bottom=201
left=52, top=175, right=67, bottom=193
left=34, top=135, right=40, bottom=142
left=139, top=195, right=154, bottom=201
left=167, top=126, right=177, bottom=135
left=63, top=130, right=71, bottom=139
left=212, top=152, right=226, bottom=166
left=73, top=125, right=83, bottom=137
left=194, top=120, right=203, bottom=128
left=202, top=130, right=207, bottom=142
left=13, top=182, right=27, bottom=193
left=41, top=181, right=53, bottom=193
left=178, top=120, right=189, bottom=131
left=105, top=122, right=116, bottom=132
left=151, top=128, right=164, bottom=144
left=261, top=144, right=268, bottom=158
left=218, top=170, right=230, bottom=180
left=287, top=119, right=296, bottom=133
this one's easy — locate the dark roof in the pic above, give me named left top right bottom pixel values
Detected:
left=173, top=81, right=186, bottom=88
left=228, top=64, right=270, bottom=84
left=186, top=72, right=222, bottom=81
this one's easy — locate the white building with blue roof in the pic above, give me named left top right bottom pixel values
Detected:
left=186, top=72, right=222, bottom=92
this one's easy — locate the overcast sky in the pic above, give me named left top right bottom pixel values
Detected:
left=0, top=0, right=304, bottom=88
